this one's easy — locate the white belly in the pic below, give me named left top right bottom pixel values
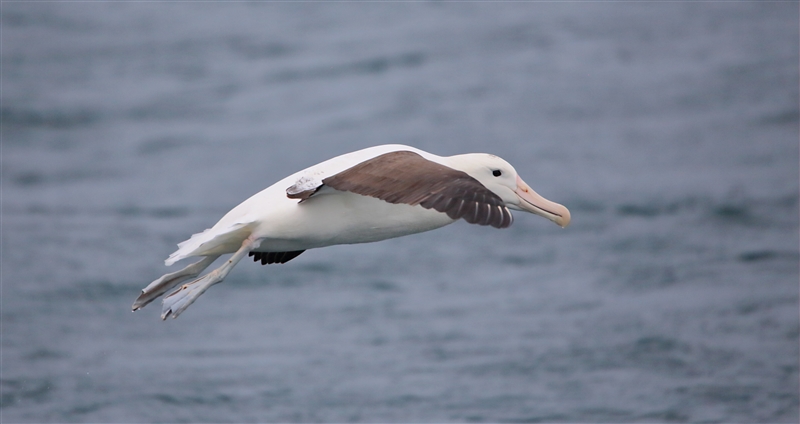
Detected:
left=250, top=190, right=455, bottom=252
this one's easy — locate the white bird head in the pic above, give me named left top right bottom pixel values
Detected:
left=444, top=153, right=571, bottom=228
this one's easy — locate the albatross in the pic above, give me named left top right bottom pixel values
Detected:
left=133, top=144, right=570, bottom=319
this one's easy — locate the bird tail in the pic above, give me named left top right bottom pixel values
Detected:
left=165, top=222, right=254, bottom=266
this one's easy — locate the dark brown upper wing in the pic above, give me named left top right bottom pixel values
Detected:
left=320, top=150, right=513, bottom=228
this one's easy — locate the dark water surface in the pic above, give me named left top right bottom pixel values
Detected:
left=2, top=2, right=798, bottom=423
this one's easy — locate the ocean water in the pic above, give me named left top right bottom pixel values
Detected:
left=1, top=2, right=798, bottom=423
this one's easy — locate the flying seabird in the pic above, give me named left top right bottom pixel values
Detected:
left=132, top=144, right=570, bottom=319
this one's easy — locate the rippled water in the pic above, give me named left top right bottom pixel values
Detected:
left=2, top=2, right=798, bottom=423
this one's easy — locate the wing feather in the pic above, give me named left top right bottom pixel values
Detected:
left=248, top=250, right=305, bottom=265
left=319, top=151, right=513, bottom=229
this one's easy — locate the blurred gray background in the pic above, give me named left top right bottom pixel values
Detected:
left=2, top=2, right=798, bottom=423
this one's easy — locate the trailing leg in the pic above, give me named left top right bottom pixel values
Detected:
left=161, top=236, right=260, bottom=320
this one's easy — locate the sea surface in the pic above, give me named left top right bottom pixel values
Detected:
left=1, top=2, right=798, bottom=423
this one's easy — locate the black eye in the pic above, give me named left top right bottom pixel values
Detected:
left=492, top=169, right=502, bottom=177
